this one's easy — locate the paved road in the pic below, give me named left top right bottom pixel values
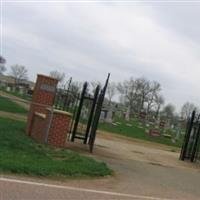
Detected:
left=0, top=176, right=178, bottom=200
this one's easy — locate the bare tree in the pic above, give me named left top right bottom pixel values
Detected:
left=64, top=81, right=82, bottom=107
left=136, top=78, right=151, bottom=111
left=49, top=70, right=65, bottom=83
left=154, top=95, right=165, bottom=118
left=181, top=102, right=197, bottom=120
left=71, top=81, right=82, bottom=94
left=146, top=81, right=161, bottom=114
left=10, top=64, right=28, bottom=85
left=162, top=103, right=175, bottom=119
left=117, top=76, right=163, bottom=119
left=90, top=81, right=102, bottom=94
left=106, top=82, right=116, bottom=105
left=117, top=77, right=139, bottom=118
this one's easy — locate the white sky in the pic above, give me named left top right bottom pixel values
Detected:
left=2, top=0, right=200, bottom=111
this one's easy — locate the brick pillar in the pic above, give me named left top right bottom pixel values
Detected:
left=47, top=109, right=72, bottom=148
left=30, top=112, right=47, bottom=142
left=27, top=74, right=58, bottom=135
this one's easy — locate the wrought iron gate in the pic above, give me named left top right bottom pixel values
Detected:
left=54, top=74, right=110, bottom=152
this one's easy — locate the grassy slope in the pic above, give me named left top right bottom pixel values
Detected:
left=0, top=118, right=112, bottom=177
left=0, top=88, right=32, bottom=101
left=0, top=96, right=28, bottom=114
left=99, top=119, right=183, bottom=148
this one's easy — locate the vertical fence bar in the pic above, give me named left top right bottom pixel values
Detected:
left=63, top=77, right=72, bottom=111
left=71, top=82, right=88, bottom=142
left=56, top=91, right=62, bottom=109
left=68, top=93, right=79, bottom=141
left=190, top=123, right=200, bottom=162
left=89, top=73, right=110, bottom=152
left=84, top=85, right=100, bottom=144
left=180, top=110, right=195, bottom=161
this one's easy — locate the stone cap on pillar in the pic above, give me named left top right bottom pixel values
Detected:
left=46, top=108, right=72, bottom=117
left=34, top=112, right=46, bottom=119
left=37, top=74, right=59, bottom=83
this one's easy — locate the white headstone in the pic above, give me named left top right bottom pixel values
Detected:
left=105, top=109, right=113, bottom=123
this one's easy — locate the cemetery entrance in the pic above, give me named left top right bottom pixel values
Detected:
left=54, top=74, right=110, bottom=152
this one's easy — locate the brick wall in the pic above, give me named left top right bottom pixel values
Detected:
left=30, top=109, right=72, bottom=148
left=31, top=112, right=47, bottom=143
left=27, top=74, right=72, bottom=148
left=47, top=109, right=72, bottom=148
left=27, top=74, right=58, bottom=135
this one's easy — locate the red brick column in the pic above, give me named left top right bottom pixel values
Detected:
left=31, top=112, right=47, bottom=143
left=26, top=74, right=58, bottom=135
left=47, top=109, right=72, bottom=148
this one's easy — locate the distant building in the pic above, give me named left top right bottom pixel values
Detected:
left=0, top=74, right=35, bottom=94
left=0, top=74, right=15, bottom=87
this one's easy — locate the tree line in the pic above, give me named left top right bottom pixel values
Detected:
left=54, top=72, right=197, bottom=122
left=0, top=63, right=197, bottom=121
left=0, top=64, right=28, bottom=86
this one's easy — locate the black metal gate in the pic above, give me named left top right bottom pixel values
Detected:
left=54, top=74, right=110, bottom=152
left=180, top=111, right=200, bottom=162
left=70, top=82, right=99, bottom=143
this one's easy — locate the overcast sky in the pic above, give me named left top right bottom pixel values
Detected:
left=2, top=1, right=200, bottom=111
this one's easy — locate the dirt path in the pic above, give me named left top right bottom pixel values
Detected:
left=0, top=111, right=27, bottom=121
left=63, top=132, right=200, bottom=200
left=0, top=91, right=30, bottom=110
left=96, top=132, right=197, bottom=170
left=0, top=91, right=29, bottom=121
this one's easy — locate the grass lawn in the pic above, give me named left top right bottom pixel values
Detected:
left=0, top=96, right=28, bottom=114
left=0, top=88, right=32, bottom=101
left=0, top=117, right=112, bottom=177
left=99, top=119, right=183, bottom=148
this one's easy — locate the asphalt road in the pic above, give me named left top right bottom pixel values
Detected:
left=0, top=176, right=178, bottom=200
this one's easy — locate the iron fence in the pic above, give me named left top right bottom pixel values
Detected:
left=53, top=74, right=110, bottom=152
left=180, top=111, right=200, bottom=162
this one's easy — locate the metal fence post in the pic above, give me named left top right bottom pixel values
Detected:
left=71, top=82, right=88, bottom=142
left=190, top=123, right=200, bottom=162
left=180, top=110, right=195, bottom=161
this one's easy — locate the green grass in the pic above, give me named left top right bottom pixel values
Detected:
left=99, top=119, right=183, bottom=148
left=0, top=88, right=32, bottom=101
left=0, top=117, right=112, bottom=177
left=0, top=96, right=28, bottom=114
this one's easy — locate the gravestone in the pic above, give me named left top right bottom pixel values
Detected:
left=6, top=86, right=11, bottom=92
left=149, top=129, right=161, bottom=137
left=139, top=111, right=146, bottom=122
left=82, top=106, right=89, bottom=120
left=105, top=109, right=113, bottom=123
left=159, top=120, right=165, bottom=128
